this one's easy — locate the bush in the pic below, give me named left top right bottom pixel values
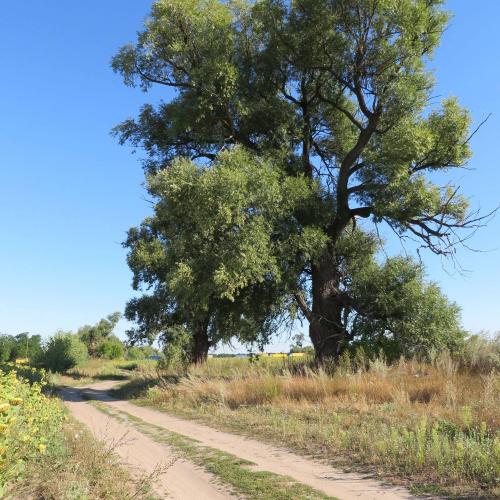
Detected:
left=126, top=346, right=146, bottom=360
left=459, top=333, right=500, bottom=374
left=160, top=326, right=192, bottom=371
left=96, top=336, right=124, bottom=360
left=39, top=332, right=88, bottom=373
left=0, top=365, right=65, bottom=494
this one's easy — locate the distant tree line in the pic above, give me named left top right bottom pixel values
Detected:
left=0, top=332, right=42, bottom=362
left=0, top=313, right=159, bottom=373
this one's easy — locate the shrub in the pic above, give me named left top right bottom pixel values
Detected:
left=0, top=365, right=65, bottom=494
left=126, top=346, right=146, bottom=360
left=126, top=345, right=157, bottom=360
left=160, top=326, right=192, bottom=371
left=97, top=336, right=124, bottom=360
left=40, top=332, right=88, bottom=373
left=458, top=333, right=500, bottom=374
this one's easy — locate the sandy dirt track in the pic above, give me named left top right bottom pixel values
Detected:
left=62, top=385, right=234, bottom=499
left=61, top=380, right=417, bottom=500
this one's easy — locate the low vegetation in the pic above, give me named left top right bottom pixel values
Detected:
left=0, top=362, right=154, bottom=498
left=115, top=337, right=500, bottom=498
left=40, top=331, right=89, bottom=373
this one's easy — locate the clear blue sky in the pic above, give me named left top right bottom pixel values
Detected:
left=0, top=1, right=498, bottom=350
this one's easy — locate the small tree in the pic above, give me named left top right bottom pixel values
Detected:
left=159, top=325, right=192, bottom=371
left=97, top=336, right=125, bottom=360
left=40, top=332, right=88, bottom=372
left=290, top=333, right=305, bottom=353
left=78, top=312, right=121, bottom=357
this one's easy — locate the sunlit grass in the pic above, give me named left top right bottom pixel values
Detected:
left=118, top=353, right=499, bottom=497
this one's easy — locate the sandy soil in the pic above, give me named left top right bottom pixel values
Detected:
left=61, top=385, right=234, bottom=500
left=61, top=380, right=417, bottom=500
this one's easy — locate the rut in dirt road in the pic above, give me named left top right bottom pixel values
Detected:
left=61, top=380, right=417, bottom=500
left=62, top=385, right=235, bottom=500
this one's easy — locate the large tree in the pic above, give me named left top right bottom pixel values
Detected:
left=125, top=148, right=321, bottom=362
left=114, top=0, right=488, bottom=361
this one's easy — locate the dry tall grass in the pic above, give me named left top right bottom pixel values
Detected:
left=125, top=350, right=499, bottom=497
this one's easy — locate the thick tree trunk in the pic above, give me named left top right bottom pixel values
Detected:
left=192, top=326, right=209, bottom=364
left=309, top=252, right=346, bottom=363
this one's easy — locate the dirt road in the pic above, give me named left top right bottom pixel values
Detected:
left=61, top=380, right=416, bottom=500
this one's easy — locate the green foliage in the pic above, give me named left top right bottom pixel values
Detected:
left=0, top=334, right=42, bottom=362
left=96, top=336, right=125, bottom=360
left=78, top=312, right=121, bottom=357
left=114, top=0, right=484, bottom=361
left=125, top=147, right=322, bottom=353
left=0, top=337, right=15, bottom=363
left=159, top=326, right=192, bottom=371
left=126, top=345, right=159, bottom=360
left=0, top=365, right=65, bottom=493
left=40, top=332, right=89, bottom=373
left=338, top=230, right=466, bottom=360
left=289, top=333, right=307, bottom=354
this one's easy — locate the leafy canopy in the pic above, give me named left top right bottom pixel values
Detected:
left=125, top=147, right=324, bottom=349
left=114, top=0, right=485, bottom=358
left=112, top=0, right=475, bottom=259
left=39, top=332, right=89, bottom=373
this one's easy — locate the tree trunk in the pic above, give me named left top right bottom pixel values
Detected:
left=192, top=326, right=209, bottom=364
left=309, top=252, right=346, bottom=363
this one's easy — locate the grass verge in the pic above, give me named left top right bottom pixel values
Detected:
left=8, top=418, right=158, bottom=499
left=114, top=355, right=500, bottom=498
left=90, top=400, right=335, bottom=500
left=48, top=357, right=157, bottom=387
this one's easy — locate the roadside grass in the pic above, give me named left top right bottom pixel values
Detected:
left=0, top=362, right=155, bottom=499
left=91, top=400, right=334, bottom=500
left=49, top=358, right=158, bottom=387
left=9, top=419, right=158, bottom=499
left=115, top=353, right=500, bottom=498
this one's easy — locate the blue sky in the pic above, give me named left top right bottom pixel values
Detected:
left=0, top=1, right=498, bottom=351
